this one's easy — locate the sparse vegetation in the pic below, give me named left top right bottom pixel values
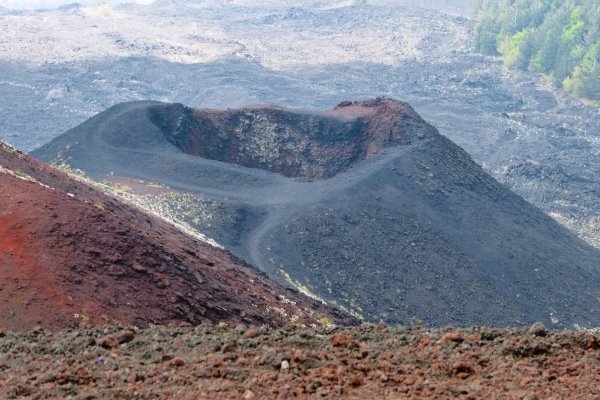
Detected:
left=13, top=169, right=37, bottom=183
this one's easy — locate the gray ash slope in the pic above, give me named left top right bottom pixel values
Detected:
left=5, top=0, right=600, bottom=251
left=33, top=99, right=600, bottom=329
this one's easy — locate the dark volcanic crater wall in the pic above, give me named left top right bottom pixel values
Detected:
left=147, top=99, right=418, bottom=180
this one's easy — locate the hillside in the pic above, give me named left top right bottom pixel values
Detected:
left=0, top=141, right=357, bottom=332
left=32, top=98, right=600, bottom=329
left=3, top=0, right=600, bottom=258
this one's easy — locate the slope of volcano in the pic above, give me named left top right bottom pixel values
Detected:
left=32, top=98, right=600, bottom=329
left=0, top=142, right=357, bottom=332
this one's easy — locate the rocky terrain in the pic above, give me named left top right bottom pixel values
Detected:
left=3, top=0, right=600, bottom=251
left=4, top=3, right=600, bottom=397
left=0, top=141, right=357, bottom=331
left=0, top=321, right=599, bottom=398
left=32, top=98, right=600, bottom=330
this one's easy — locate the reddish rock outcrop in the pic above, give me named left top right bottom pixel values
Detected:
left=0, top=142, right=357, bottom=331
left=149, top=98, right=431, bottom=180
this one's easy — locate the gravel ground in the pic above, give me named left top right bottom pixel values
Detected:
left=1, top=322, right=599, bottom=399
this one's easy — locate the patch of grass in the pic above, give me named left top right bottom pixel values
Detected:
left=14, top=170, right=37, bottom=183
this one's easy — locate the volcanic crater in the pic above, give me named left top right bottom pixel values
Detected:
left=32, top=98, right=600, bottom=329
left=148, top=98, right=417, bottom=181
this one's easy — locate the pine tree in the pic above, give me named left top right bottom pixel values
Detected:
left=534, top=29, right=560, bottom=73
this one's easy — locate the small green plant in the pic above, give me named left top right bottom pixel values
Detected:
left=218, top=321, right=228, bottom=327
left=94, top=203, right=105, bottom=211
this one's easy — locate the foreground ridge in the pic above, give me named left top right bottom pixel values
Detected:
left=0, top=323, right=599, bottom=398
left=0, top=141, right=358, bottom=331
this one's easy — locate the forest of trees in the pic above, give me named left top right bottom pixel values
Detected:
left=472, top=0, right=600, bottom=101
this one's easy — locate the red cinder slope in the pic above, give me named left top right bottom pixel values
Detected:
left=0, top=142, right=357, bottom=332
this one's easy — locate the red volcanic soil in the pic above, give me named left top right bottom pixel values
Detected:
left=0, top=142, right=357, bottom=332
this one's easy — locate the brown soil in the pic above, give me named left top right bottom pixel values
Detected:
left=0, top=142, right=357, bottom=332
left=0, top=322, right=598, bottom=399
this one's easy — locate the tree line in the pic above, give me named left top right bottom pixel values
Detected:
left=472, top=0, right=600, bottom=101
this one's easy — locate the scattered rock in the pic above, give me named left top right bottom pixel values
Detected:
left=441, top=330, right=464, bottom=344
left=117, top=330, right=136, bottom=344
left=529, top=322, right=547, bottom=337
left=281, top=360, right=290, bottom=370
left=376, top=321, right=387, bottom=331
left=349, top=374, right=363, bottom=387
left=171, top=357, right=186, bottom=367
left=242, top=328, right=259, bottom=339
left=242, top=390, right=256, bottom=400
left=29, top=326, right=44, bottom=335
left=107, top=264, right=126, bottom=276
left=132, top=262, right=146, bottom=273
left=331, top=333, right=358, bottom=348
left=452, top=362, right=474, bottom=379
left=97, top=335, right=118, bottom=349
